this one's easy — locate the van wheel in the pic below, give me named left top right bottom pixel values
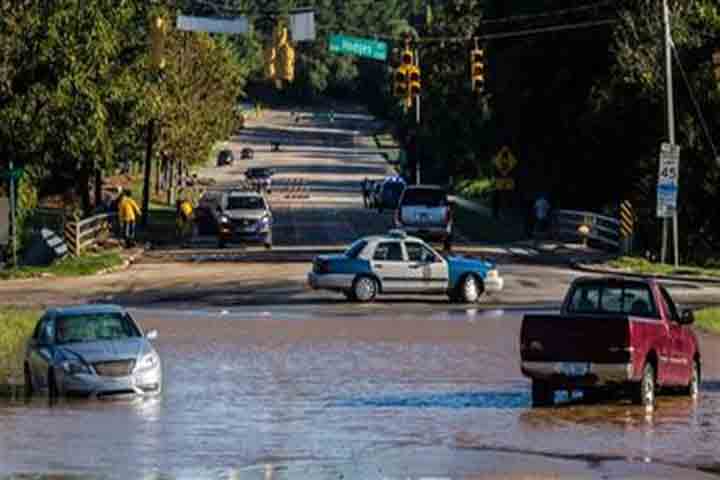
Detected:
left=531, top=380, right=554, bottom=407
left=24, top=364, right=34, bottom=397
left=633, top=363, right=655, bottom=408
left=352, top=276, right=378, bottom=303
left=459, top=274, right=483, bottom=303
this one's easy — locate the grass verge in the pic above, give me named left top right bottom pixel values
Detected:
left=0, top=251, right=124, bottom=281
left=607, top=257, right=720, bottom=278
left=0, top=307, right=41, bottom=385
left=695, top=308, right=720, bottom=334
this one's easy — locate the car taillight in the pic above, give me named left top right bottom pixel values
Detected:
left=315, top=260, right=330, bottom=274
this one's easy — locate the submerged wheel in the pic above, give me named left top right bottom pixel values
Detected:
left=24, top=363, right=34, bottom=397
left=458, top=274, right=483, bottom=303
left=684, top=359, right=700, bottom=399
left=48, top=368, right=59, bottom=399
left=531, top=380, right=554, bottom=407
left=633, top=363, right=656, bottom=409
left=352, top=276, right=378, bottom=303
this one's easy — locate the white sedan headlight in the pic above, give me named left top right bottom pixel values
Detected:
left=486, top=269, right=499, bottom=280
left=219, top=215, right=230, bottom=224
left=62, top=360, right=91, bottom=375
left=137, top=353, right=159, bottom=371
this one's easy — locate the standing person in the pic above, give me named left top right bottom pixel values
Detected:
left=533, top=194, right=551, bottom=238
left=118, top=189, right=141, bottom=248
left=361, top=177, right=369, bottom=208
left=176, top=196, right=194, bottom=246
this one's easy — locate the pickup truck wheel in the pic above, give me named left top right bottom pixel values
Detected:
left=459, top=274, right=483, bottom=303
left=685, top=360, right=700, bottom=399
left=531, top=380, right=554, bottom=407
left=353, top=276, right=378, bottom=303
left=633, top=363, right=656, bottom=408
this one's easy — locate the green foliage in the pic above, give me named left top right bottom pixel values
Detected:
left=607, top=256, right=720, bottom=278
left=0, top=307, right=40, bottom=384
left=456, top=177, right=493, bottom=201
left=696, top=308, right=720, bottom=334
left=0, top=251, right=124, bottom=281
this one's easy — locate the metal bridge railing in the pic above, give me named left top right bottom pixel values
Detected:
left=551, top=209, right=621, bottom=250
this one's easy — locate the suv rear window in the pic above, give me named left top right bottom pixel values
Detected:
left=400, top=188, right=447, bottom=207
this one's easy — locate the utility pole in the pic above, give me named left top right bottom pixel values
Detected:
left=661, top=0, right=679, bottom=267
left=8, top=160, right=17, bottom=267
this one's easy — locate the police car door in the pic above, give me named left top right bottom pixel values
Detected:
left=371, top=241, right=411, bottom=293
left=405, top=241, right=449, bottom=293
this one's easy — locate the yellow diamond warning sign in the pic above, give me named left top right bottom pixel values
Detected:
left=494, top=146, right=518, bottom=177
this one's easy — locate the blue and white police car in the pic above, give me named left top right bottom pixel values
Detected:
left=308, top=230, right=503, bottom=302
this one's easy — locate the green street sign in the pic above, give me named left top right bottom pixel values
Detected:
left=329, top=34, right=387, bottom=61
left=1, top=168, right=23, bottom=181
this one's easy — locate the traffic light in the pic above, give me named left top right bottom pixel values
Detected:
left=150, top=15, right=167, bottom=71
left=393, top=65, right=409, bottom=97
left=408, top=65, right=421, bottom=96
left=470, top=47, right=485, bottom=93
left=277, top=43, right=296, bottom=82
left=713, top=50, right=720, bottom=85
left=264, top=46, right=277, bottom=80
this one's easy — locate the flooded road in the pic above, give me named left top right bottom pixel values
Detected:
left=1, top=307, right=720, bottom=479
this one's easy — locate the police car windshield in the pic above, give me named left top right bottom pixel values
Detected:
left=227, top=196, right=265, bottom=210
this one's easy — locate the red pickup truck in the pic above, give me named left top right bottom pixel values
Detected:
left=520, top=277, right=700, bottom=408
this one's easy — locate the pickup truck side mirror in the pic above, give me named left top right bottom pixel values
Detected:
left=680, top=309, right=695, bottom=325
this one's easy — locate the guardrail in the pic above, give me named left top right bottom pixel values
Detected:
left=64, top=212, right=116, bottom=256
left=551, top=209, right=621, bottom=250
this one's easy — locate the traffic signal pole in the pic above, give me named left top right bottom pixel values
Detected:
left=415, top=47, right=421, bottom=185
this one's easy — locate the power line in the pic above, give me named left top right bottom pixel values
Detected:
left=672, top=44, right=719, bottom=161
left=479, top=0, right=617, bottom=26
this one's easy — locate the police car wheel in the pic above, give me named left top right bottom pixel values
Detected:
left=353, top=276, right=377, bottom=302
left=459, top=274, right=483, bottom=303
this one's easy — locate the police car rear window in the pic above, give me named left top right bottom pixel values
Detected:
left=345, top=240, right=367, bottom=259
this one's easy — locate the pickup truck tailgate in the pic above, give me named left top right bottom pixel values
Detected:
left=520, top=314, right=631, bottom=364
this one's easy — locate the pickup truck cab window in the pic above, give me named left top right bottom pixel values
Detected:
left=659, top=285, right=681, bottom=322
left=567, top=282, right=659, bottom=319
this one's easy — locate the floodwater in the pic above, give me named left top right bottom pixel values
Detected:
left=1, top=307, right=720, bottom=479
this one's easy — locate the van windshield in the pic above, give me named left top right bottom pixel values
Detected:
left=401, top=188, right=447, bottom=207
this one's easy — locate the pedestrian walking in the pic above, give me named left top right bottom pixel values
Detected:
left=176, top=197, right=194, bottom=246
left=361, top=177, right=370, bottom=208
left=533, top=194, right=551, bottom=239
left=118, top=189, right=141, bottom=248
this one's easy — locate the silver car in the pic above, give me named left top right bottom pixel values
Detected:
left=24, top=305, right=162, bottom=398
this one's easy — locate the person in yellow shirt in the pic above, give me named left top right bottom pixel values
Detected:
left=175, top=197, right=194, bottom=245
left=118, top=190, right=141, bottom=247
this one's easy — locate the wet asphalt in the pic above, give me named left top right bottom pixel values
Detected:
left=1, top=307, right=720, bottom=480
left=2, top=110, right=720, bottom=479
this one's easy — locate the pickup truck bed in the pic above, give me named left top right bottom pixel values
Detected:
left=519, top=277, right=700, bottom=408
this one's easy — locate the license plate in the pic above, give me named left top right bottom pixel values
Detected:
left=555, top=362, right=589, bottom=377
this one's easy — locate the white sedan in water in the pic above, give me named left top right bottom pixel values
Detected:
left=24, top=304, right=162, bottom=398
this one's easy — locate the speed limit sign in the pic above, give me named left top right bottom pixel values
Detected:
left=658, top=142, right=680, bottom=186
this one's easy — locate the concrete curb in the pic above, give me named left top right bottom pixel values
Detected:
left=571, top=261, right=720, bottom=285
left=96, top=249, right=144, bottom=276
